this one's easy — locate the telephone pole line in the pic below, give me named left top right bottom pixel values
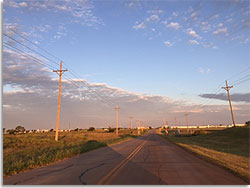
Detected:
left=53, top=61, right=67, bottom=141
left=185, top=112, right=189, bottom=132
left=222, top=80, right=236, bottom=127
left=129, top=116, right=133, bottom=129
left=115, top=105, right=120, bottom=135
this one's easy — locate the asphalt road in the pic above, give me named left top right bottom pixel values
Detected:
left=3, top=131, right=247, bottom=185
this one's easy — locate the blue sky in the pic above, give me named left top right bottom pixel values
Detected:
left=2, top=0, right=250, bottom=129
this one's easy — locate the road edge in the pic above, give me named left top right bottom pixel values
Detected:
left=158, top=134, right=249, bottom=184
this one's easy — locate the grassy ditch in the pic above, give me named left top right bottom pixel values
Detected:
left=3, top=129, right=143, bottom=176
left=161, top=126, right=250, bottom=183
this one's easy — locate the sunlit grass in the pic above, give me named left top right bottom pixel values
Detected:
left=3, top=129, right=144, bottom=176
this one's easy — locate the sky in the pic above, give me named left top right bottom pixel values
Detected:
left=2, top=0, right=250, bottom=130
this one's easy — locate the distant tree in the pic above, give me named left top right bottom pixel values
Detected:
left=7, top=129, right=16, bottom=135
left=149, top=126, right=152, bottom=129
left=50, top=129, right=54, bottom=132
left=74, top=128, right=79, bottom=132
left=108, top=126, right=115, bottom=132
left=88, top=127, right=95, bottom=131
left=3, top=128, right=5, bottom=134
left=15, top=125, right=25, bottom=133
left=245, top=121, right=250, bottom=126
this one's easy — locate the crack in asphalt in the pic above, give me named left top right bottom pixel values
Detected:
left=13, top=164, right=74, bottom=185
left=157, top=164, right=166, bottom=185
left=78, top=153, right=125, bottom=185
left=78, top=163, right=105, bottom=185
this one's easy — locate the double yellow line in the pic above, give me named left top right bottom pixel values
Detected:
left=97, top=137, right=148, bottom=185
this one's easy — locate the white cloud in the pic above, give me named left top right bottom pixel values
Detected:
left=213, top=27, right=228, bottom=35
left=147, top=9, right=164, bottom=15
left=133, top=21, right=146, bottom=30
left=218, top=23, right=223, bottom=27
left=164, top=41, right=173, bottom=47
left=199, top=67, right=211, bottom=74
left=150, top=14, right=159, bottom=21
left=162, top=20, right=168, bottom=26
left=210, top=14, right=220, bottom=20
left=226, top=18, right=232, bottom=23
left=167, top=22, right=180, bottom=30
left=200, top=22, right=211, bottom=33
left=19, top=2, right=27, bottom=7
left=188, top=40, right=199, bottom=45
left=187, top=28, right=201, bottom=39
left=172, top=11, right=178, bottom=17
left=146, top=14, right=160, bottom=22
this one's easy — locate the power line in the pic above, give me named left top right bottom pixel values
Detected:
left=233, top=78, right=250, bottom=86
left=3, top=43, right=58, bottom=70
left=3, top=37, right=117, bottom=108
left=4, top=28, right=61, bottom=62
left=231, top=74, right=250, bottom=85
left=3, top=33, right=60, bottom=68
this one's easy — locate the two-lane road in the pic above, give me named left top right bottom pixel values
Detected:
left=3, top=131, right=247, bottom=185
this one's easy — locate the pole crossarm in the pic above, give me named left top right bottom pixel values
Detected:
left=53, top=69, right=68, bottom=75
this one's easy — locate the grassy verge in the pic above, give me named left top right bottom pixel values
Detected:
left=3, top=129, right=143, bottom=176
left=161, top=126, right=249, bottom=183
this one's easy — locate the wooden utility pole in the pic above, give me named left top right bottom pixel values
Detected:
left=129, top=116, right=133, bottom=129
left=53, top=61, right=67, bottom=141
left=222, top=80, right=236, bottom=127
left=174, top=117, right=177, bottom=126
left=163, top=117, right=166, bottom=127
left=115, top=105, right=120, bottom=135
left=185, top=112, right=189, bottom=132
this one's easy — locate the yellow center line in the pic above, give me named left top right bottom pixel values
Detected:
left=97, top=136, right=149, bottom=185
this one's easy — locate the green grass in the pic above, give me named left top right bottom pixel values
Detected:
left=162, top=126, right=250, bottom=182
left=3, top=129, right=144, bottom=176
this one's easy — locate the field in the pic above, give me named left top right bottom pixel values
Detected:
left=162, top=126, right=250, bottom=182
left=3, top=129, right=145, bottom=176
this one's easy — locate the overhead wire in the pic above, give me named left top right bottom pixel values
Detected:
left=3, top=32, right=118, bottom=108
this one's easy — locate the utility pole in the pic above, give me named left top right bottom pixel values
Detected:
left=53, top=61, right=67, bottom=141
left=222, top=80, right=236, bottom=127
left=115, top=105, right=120, bottom=135
left=185, top=112, right=189, bottom=132
left=163, top=117, right=166, bottom=127
left=129, top=116, right=133, bottom=129
left=174, top=117, right=177, bottom=126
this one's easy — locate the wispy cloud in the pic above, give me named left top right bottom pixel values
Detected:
left=133, top=21, right=146, bottom=30
left=167, top=22, right=180, bottom=30
left=4, top=0, right=104, bottom=29
left=199, top=67, right=211, bottom=74
left=163, top=41, right=173, bottom=47
left=188, top=40, right=199, bottom=45
left=213, top=27, right=228, bottom=36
